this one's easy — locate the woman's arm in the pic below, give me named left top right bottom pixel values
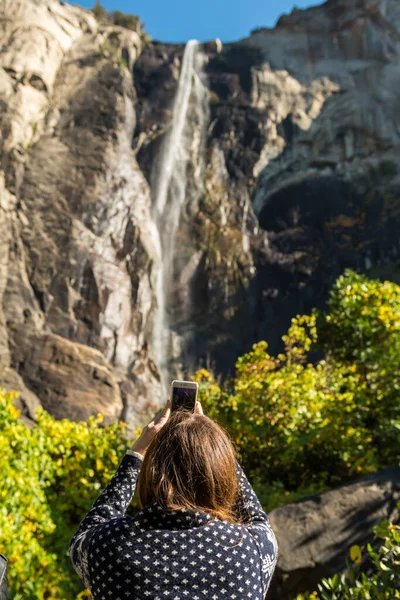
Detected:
left=234, top=459, right=278, bottom=595
left=68, top=398, right=172, bottom=589
left=68, top=450, right=143, bottom=588
left=234, top=459, right=267, bottom=522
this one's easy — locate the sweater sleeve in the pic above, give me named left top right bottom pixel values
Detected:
left=68, top=450, right=143, bottom=589
left=234, top=459, right=278, bottom=596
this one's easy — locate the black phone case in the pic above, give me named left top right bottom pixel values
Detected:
left=171, top=386, right=197, bottom=412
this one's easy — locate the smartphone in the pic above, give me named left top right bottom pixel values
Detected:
left=170, top=380, right=198, bottom=412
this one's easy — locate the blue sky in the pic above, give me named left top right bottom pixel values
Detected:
left=68, top=0, right=323, bottom=43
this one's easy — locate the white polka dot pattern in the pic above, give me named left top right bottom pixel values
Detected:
left=69, top=452, right=278, bottom=599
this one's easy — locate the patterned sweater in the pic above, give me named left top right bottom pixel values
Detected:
left=69, top=449, right=278, bottom=600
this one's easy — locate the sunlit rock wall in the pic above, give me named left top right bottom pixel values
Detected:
left=0, top=0, right=160, bottom=425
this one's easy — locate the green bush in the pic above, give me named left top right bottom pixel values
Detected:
left=0, top=391, right=132, bottom=599
left=112, top=10, right=140, bottom=31
left=380, top=160, right=398, bottom=178
left=368, top=160, right=398, bottom=181
left=319, top=519, right=400, bottom=599
left=318, top=270, right=400, bottom=467
left=196, top=270, right=400, bottom=509
left=91, top=0, right=110, bottom=22
left=2, top=269, right=400, bottom=597
left=90, top=2, right=151, bottom=47
left=91, top=1, right=142, bottom=33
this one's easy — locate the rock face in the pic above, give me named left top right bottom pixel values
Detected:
left=244, top=0, right=400, bottom=355
left=1, top=0, right=400, bottom=423
left=135, top=0, right=400, bottom=376
left=267, top=466, right=400, bottom=599
left=0, top=0, right=160, bottom=425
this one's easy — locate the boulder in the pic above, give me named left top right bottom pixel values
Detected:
left=267, top=467, right=400, bottom=599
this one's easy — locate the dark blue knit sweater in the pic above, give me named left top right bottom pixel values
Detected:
left=69, top=449, right=278, bottom=600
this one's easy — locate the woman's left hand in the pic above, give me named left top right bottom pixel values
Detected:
left=130, top=398, right=171, bottom=457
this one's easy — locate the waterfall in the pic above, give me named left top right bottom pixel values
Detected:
left=152, top=40, right=208, bottom=395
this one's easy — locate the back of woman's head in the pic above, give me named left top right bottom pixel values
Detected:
left=137, top=411, right=239, bottom=523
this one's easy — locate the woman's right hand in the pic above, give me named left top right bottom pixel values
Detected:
left=130, top=398, right=171, bottom=456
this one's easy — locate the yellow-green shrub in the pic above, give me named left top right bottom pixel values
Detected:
left=196, top=270, right=400, bottom=510
left=0, top=392, right=130, bottom=599
left=2, top=269, right=400, bottom=597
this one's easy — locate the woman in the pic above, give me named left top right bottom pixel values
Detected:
left=69, top=399, right=278, bottom=600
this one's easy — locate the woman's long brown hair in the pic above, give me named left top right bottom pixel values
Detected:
left=137, top=411, right=241, bottom=524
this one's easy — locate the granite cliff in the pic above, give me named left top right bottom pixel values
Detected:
left=0, top=0, right=159, bottom=425
left=1, top=0, right=400, bottom=425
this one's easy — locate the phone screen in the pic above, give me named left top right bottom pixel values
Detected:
left=171, top=386, right=197, bottom=412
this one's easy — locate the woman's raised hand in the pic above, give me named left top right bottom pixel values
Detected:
left=131, top=398, right=204, bottom=456
left=130, top=398, right=172, bottom=456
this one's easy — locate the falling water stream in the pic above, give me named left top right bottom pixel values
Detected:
left=152, top=40, right=208, bottom=395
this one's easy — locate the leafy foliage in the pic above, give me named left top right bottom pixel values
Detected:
left=379, top=160, right=398, bottom=178
left=321, top=520, right=400, bottom=599
left=112, top=10, right=140, bottom=31
left=91, top=0, right=109, bottom=22
left=2, top=269, right=400, bottom=598
left=319, top=270, right=400, bottom=467
left=195, top=270, right=400, bottom=510
left=90, top=1, right=144, bottom=35
left=0, top=391, right=131, bottom=599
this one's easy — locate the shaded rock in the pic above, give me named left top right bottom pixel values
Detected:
left=244, top=0, right=400, bottom=352
left=104, top=27, right=141, bottom=70
left=10, top=329, right=123, bottom=423
left=267, top=466, right=400, bottom=599
left=132, top=0, right=400, bottom=374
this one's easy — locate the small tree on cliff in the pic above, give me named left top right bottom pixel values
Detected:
left=91, top=1, right=109, bottom=22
